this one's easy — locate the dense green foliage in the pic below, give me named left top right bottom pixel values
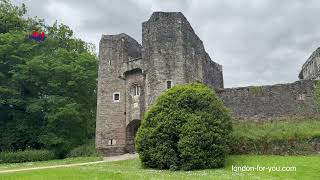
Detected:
left=136, top=83, right=232, bottom=170
left=67, top=140, right=99, bottom=157
left=0, top=149, right=55, bottom=163
left=231, top=119, right=320, bottom=155
left=0, top=0, right=97, bottom=158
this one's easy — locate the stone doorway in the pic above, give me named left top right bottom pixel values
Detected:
left=126, top=119, right=141, bottom=153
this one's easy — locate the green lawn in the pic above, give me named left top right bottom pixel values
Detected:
left=0, top=155, right=319, bottom=180
left=0, top=157, right=102, bottom=171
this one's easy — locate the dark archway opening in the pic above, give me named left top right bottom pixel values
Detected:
left=126, top=119, right=141, bottom=153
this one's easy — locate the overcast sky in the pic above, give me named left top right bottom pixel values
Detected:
left=12, top=0, right=320, bottom=88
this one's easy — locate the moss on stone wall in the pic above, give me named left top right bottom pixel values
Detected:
left=313, top=80, right=320, bottom=111
left=249, top=86, right=264, bottom=96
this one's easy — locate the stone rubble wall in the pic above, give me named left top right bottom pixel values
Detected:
left=217, top=80, right=319, bottom=120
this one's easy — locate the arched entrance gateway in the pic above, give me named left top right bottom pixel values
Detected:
left=126, top=119, right=141, bottom=153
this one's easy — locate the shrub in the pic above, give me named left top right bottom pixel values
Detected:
left=0, top=149, right=56, bottom=163
left=67, top=140, right=100, bottom=157
left=135, top=83, right=232, bottom=170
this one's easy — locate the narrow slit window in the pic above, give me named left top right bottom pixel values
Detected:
left=108, top=139, right=116, bottom=145
left=135, top=86, right=140, bottom=96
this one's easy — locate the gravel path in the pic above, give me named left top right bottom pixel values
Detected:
left=0, top=153, right=138, bottom=174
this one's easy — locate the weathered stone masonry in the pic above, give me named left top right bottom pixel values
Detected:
left=96, top=12, right=319, bottom=156
left=96, top=34, right=143, bottom=156
left=299, top=47, right=320, bottom=80
left=217, top=80, right=318, bottom=120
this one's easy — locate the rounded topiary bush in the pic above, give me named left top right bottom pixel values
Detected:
left=135, top=83, right=232, bottom=170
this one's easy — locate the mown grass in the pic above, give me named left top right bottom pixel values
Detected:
left=0, top=155, right=319, bottom=179
left=0, top=157, right=102, bottom=171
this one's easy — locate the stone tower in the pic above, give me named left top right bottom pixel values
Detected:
left=96, top=12, right=223, bottom=156
left=143, top=12, right=223, bottom=107
left=96, top=34, right=144, bottom=155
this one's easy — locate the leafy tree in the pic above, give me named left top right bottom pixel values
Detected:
left=0, top=0, right=27, bottom=33
left=0, top=0, right=97, bottom=157
left=135, top=83, right=232, bottom=170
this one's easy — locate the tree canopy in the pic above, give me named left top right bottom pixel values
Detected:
left=0, top=0, right=97, bottom=157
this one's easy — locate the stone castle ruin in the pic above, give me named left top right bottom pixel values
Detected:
left=96, top=12, right=319, bottom=156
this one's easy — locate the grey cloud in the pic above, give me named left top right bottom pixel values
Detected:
left=12, top=0, right=320, bottom=87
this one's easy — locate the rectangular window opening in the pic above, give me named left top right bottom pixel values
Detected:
left=166, top=80, right=172, bottom=89
left=113, top=92, right=120, bottom=102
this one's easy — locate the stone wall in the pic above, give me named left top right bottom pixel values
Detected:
left=202, top=54, right=223, bottom=89
left=180, top=16, right=223, bottom=89
left=217, top=80, right=319, bottom=120
left=125, top=69, right=145, bottom=126
left=142, top=12, right=186, bottom=108
left=142, top=12, right=223, bottom=108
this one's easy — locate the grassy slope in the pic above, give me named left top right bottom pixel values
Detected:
left=232, top=119, right=320, bottom=140
left=231, top=119, right=320, bottom=154
left=0, top=155, right=319, bottom=180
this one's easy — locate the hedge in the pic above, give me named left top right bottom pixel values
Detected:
left=0, top=149, right=56, bottom=163
left=67, top=140, right=99, bottom=157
